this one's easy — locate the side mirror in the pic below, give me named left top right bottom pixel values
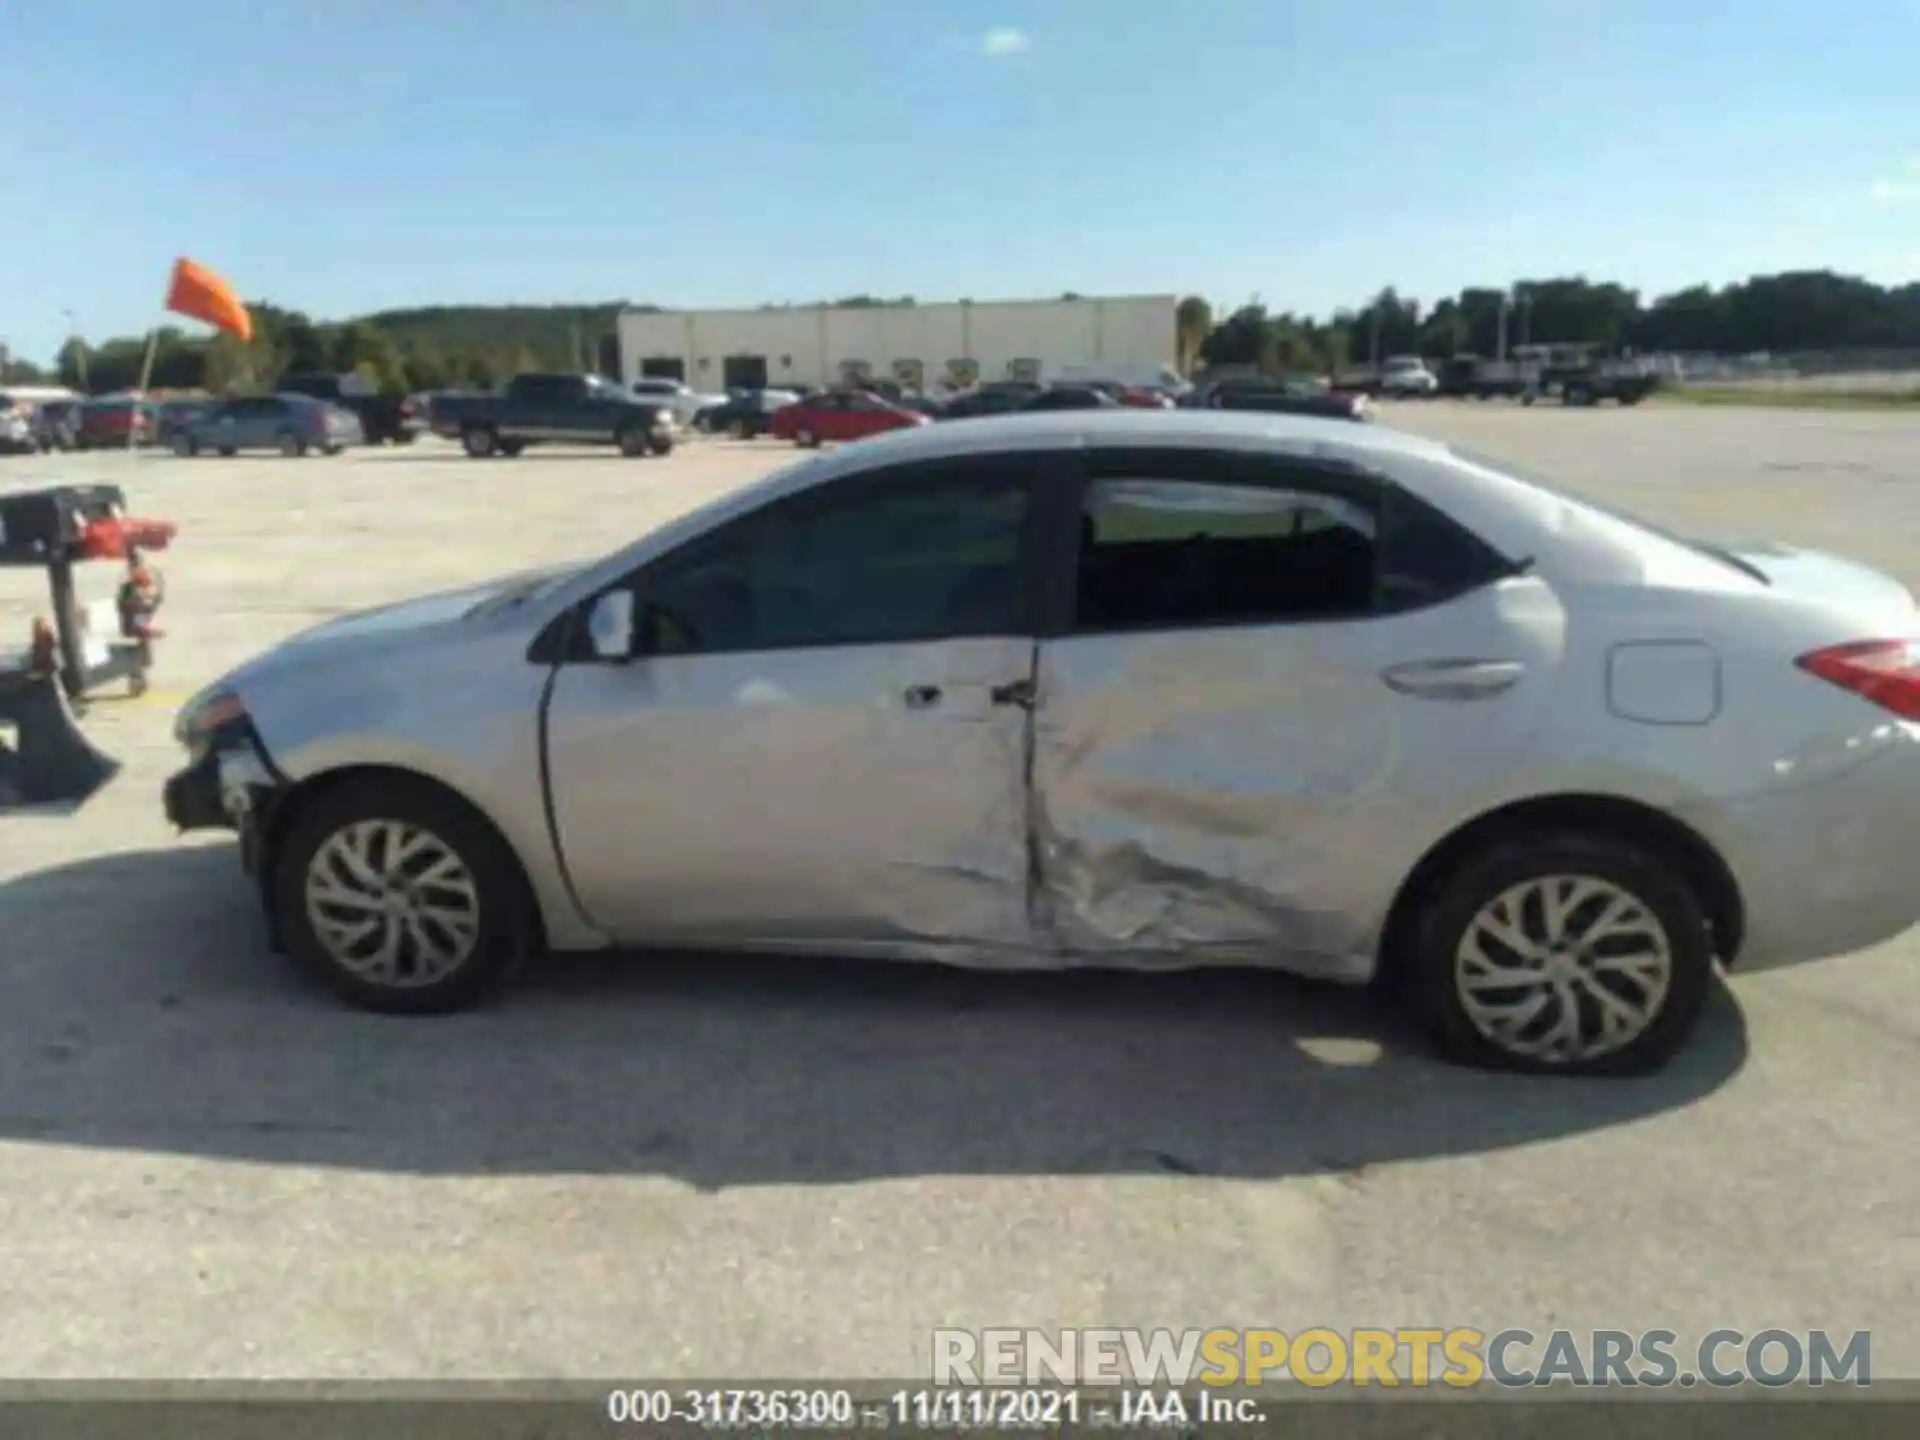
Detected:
left=586, top=590, right=636, bottom=662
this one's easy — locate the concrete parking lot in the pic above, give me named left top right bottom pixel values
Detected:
left=0, top=406, right=1913, bottom=1379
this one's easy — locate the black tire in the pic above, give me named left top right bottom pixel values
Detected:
left=278, top=430, right=305, bottom=457
left=462, top=426, right=498, bottom=458
left=618, top=426, right=650, bottom=457
left=499, top=439, right=526, bottom=458
left=1396, top=833, right=1715, bottom=1077
left=272, top=777, right=534, bottom=1015
left=647, top=432, right=673, bottom=455
left=725, top=417, right=748, bottom=439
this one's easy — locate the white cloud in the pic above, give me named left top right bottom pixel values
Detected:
left=980, top=27, right=1031, bottom=55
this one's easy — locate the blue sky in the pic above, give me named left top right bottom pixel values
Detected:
left=2, top=0, right=1914, bottom=363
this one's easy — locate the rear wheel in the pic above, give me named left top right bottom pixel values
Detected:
left=462, top=426, right=499, bottom=458
left=1398, top=834, right=1715, bottom=1076
left=273, top=778, right=533, bottom=1014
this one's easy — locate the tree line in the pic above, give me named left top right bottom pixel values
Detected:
left=3, top=269, right=1915, bottom=397
left=1180, top=270, right=1920, bottom=376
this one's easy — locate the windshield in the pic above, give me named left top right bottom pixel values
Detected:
left=1447, top=446, right=1769, bottom=583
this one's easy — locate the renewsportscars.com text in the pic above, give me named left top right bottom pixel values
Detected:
left=933, top=1327, right=1872, bottom=1388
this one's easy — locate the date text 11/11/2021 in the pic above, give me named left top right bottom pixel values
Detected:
left=602, top=1387, right=1263, bottom=1429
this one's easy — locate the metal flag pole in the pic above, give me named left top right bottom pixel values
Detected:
left=129, top=327, right=161, bottom=454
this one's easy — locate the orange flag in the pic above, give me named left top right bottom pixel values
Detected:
left=164, top=257, right=253, bottom=343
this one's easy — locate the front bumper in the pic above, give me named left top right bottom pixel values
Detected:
left=162, top=728, right=288, bottom=875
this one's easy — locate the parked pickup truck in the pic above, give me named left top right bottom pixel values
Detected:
left=432, top=373, right=679, bottom=459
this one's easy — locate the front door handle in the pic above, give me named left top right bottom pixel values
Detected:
left=990, top=677, right=1035, bottom=710
left=1381, top=658, right=1525, bottom=700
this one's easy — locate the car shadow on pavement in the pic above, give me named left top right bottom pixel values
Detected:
left=0, top=843, right=1749, bottom=1187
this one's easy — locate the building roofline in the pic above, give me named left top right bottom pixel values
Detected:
left=618, top=293, right=1179, bottom=319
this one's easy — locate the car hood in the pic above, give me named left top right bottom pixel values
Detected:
left=229, top=562, right=581, bottom=684
left=1718, top=540, right=1916, bottom=619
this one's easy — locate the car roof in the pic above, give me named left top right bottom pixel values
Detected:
left=803, top=407, right=1450, bottom=470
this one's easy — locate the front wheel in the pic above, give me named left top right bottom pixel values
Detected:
left=273, top=779, right=533, bottom=1014
left=1397, top=834, right=1715, bottom=1076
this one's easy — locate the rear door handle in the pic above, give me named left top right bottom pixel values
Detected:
left=1381, top=658, right=1525, bottom=700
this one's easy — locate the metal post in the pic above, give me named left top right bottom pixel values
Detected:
left=46, top=556, right=86, bottom=699
left=130, top=328, right=160, bottom=453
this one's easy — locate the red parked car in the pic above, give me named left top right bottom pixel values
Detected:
left=74, top=396, right=160, bottom=449
left=769, top=389, right=929, bottom=447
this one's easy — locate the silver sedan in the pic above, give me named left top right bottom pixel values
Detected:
left=163, top=410, right=1920, bottom=1075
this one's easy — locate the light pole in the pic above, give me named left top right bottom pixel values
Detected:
left=61, top=310, right=87, bottom=390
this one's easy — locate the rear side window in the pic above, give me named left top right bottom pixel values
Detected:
left=1073, top=476, right=1378, bottom=631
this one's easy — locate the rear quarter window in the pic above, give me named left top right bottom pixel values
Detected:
left=1378, top=486, right=1522, bottom=610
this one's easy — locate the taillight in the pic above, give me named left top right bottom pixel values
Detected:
left=1795, top=640, right=1920, bottom=719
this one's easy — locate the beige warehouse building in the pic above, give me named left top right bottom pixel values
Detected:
left=617, top=294, right=1179, bottom=394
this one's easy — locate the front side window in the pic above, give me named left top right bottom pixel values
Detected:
left=1074, top=472, right=1378, bottom=632
left=637, top=466, right=1033, bottom=655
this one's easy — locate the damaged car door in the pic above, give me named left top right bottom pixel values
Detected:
left=1030, top=447, right=1547, bottom=975
left=541, top=455, right=1052, bottom=957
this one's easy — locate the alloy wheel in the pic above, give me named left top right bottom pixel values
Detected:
left=1453, top=874, right=1673, bottom=1064
left=304, top=820, right=482, bottom=989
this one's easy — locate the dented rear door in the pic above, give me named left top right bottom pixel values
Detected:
left=1028, top=448, right=1554, bottom=977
